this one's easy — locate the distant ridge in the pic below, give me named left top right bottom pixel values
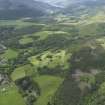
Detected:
left=0, top=0, right=57, bottom=19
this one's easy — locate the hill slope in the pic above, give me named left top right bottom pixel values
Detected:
left=0, top=0, right=56, bottom=19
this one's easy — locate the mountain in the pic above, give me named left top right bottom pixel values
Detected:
left=62, top=0, right=105, bottom=16
left=36, top=0, right=69, bottom=7
left=41, top=0, right=105, bottom=7
left=37, top=0, right=105, bottom=18
left=0, top=0, right=56, bottom=19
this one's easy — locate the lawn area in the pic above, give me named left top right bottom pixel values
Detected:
left=19, top=37, right=33, bottom=45
left=33, top=31, right=53, bottom=40
left=0, top=83, right=25, bottom=105
left=33, top=31, right=69, bottom=40
left=2, top=49, right=18, bottom=60
left=11, top=64, right=34, bottom=81
left=0, top=20, right=34, bottom=27
left=0, top=20, right=45, bottom=29
left=78, top=23, right=98, bottom=36
left=33, top=75, right=64, bottom=105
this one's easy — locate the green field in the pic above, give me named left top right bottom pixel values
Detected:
left=33, top=75, right=64, bottom=105
left=0, top=83, right=25, bottom=105
left=11, top=64, right=34, bottom=81
left=2, top=49, right=18, bottom=60
left=0, top=20, right=37, bottom=27
left=19, top=37, right=33, bottom=45
left=33, top=31, right=69, bottom=40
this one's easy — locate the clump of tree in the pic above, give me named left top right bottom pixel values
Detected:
left=70, top=45, right=105, bottom=71
left=52, top=45, right=105, bottom=105
left=16, top=77, right=40, bottom=105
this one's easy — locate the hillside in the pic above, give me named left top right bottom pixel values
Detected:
left=0, top=0, right=57, bottom=19
left=62, top=0, right=105, bottom=17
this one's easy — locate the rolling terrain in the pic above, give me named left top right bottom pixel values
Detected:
left=0, top=0, right=58, bottom=19
left=0, top=0, right=105, bottom=105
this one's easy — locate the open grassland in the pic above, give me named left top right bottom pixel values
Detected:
left=0, top=83, right=25, bottom=105
left=19, top=37, right=33, bottom=45
left=11, top=64, right=34, bottom=81
left=0, top=20, right=45, bottom=28
left=2, top=49, right=18, bottom=60
left=33, top=75, right=63, bottom=105
left=32, top=30, right=69, bottom=40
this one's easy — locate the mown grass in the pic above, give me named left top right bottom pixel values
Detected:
left=33, top=75, right=64, bottom=105
left=33, top=31, right=53, bottom=40
left=2, top=49, right=18, bottom=60
left=19, top=37, right=33, bottom=45
left=0, top=19, right=44, bottom=27
left=33, top=30, right=69, bottom=40
left=11, top=64, right=34, bottom=81
left=0, top=83, right=25, bottom=105
left=0, top=20, right=33, bottom=27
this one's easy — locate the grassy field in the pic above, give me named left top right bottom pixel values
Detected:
left=2, top=49, right=18, bottom=60
left=33, top=30, right=69, bottom=40
left=34, top=31, right=53, bottom=40
left=0, top=20, right=33, bottom=27
left=0, top=83, right=25, bottom=105
left=0, top=20, right=44, bottom=27
left=19, top=37, right=33, bottom=45
left=11, top=64, right=34, bottom=81
left=33, top=75, right=64, bottom=105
